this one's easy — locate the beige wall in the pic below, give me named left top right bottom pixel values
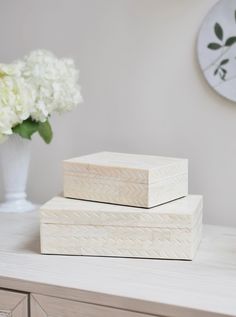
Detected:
left=0, top=0, right=235, bottom=226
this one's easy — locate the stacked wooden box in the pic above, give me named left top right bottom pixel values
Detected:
left=40, top=152, right=203, bottom=260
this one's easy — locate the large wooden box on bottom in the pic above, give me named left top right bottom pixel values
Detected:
left=40, top=195, right=202, bottom=260
left=63, top=152, right=188, bottom=208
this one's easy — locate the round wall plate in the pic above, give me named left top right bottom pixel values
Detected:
left=198, top=0, right=236, bottom=101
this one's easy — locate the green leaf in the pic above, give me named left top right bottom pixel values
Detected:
left=214, top=68, right=219, bottom=75
left=38, top=120, right=53, bottom=144
left=13, top=118, right=39, bottom=140
left=214, top=23, right=223, bottom=41
left=207, top=42, right=222, bottom=50
left=220, top=68, right=227, bottom=81
left=220, top=59, right=229, bottom=65
left=225, top=36, right=236, bottom=46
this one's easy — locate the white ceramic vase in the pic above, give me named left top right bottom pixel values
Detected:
left=0, top=134, right=35, bottom=212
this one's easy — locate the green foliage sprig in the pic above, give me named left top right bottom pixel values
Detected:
left=13, top=118, right=53, bottom=144
left=208, top=22, right=236, bottom=50
left=207, top=10, right=236, bottom=82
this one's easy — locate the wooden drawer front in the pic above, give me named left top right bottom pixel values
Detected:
left=0, top=289, right=28, bottom=317
left=31, top=294, right=159, bottom=317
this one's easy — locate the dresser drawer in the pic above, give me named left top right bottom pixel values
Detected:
left=0, top=289, right=28, bottom=317
left=31, top=294, right=159, bottom=317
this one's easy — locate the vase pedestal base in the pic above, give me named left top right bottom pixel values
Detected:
left=0, top=200, right=36, bottom=213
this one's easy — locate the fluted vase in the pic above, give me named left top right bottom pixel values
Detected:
left=0, top=134, right=35, bottom=212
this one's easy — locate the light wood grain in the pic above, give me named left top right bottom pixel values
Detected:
left=0, top=212, right=235, bottom=317
left=63, top=152, right=188, bottom=207
left=31, top=293, right=159, bottom=317
left=0, top=289, right=28, bottom=317
left=40, top=195, right=202, bottom=259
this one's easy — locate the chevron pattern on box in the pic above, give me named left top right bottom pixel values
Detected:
left=40, top=194, right=203, bottom=260
left=63, top=152, right=188, bottom=208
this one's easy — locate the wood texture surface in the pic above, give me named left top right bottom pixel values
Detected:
left=0, top=212, right=235, bottom=317
left=63, top=152, right=188, bottom=207
left=31, top=293, right=158, bottom=317
left=0, top=289, right=28, bottom=317
left=40, top=195, right=202, bottom=259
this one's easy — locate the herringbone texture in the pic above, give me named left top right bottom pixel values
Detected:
left=41, top=212, right=202, bottom=260
left=41, top=195, right=202, bottom=228
left=40, top=194, right=202, bottom=260
left=64, top=174, right=188, bottom=208
left=63, top=152, right=188, bottom=207
left=64, top=176, right=149, bottom=207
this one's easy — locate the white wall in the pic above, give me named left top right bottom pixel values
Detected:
left=0, top=0, right=235, bottom=226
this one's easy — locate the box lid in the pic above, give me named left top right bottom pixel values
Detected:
left=40, top=195, right=202, bottom=229
left=63, top=152, right=188, bottom=184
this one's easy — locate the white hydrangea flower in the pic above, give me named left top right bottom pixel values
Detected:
left=0, top=50, right=82, bottom=143
left=22, top=50, right=83, bottom=122
left=0, top=60, right=24, bottom=77
left=0, top=62, right=35, bottom=139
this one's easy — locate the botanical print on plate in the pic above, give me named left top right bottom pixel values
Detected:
left=198, top=0, right=236, bottom=101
